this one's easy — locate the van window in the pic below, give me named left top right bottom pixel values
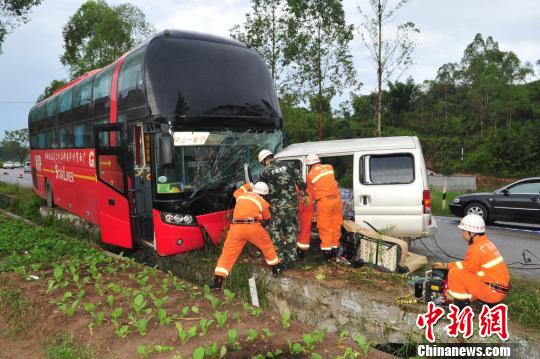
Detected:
left=363, top=154, right=414, bottom=185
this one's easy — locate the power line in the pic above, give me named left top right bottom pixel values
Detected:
left=0, top=101, right=35, bottom=104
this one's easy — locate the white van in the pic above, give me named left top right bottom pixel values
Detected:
left=274, top=136, right=437, bottom=239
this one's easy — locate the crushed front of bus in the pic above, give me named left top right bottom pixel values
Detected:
left=151, top=128, right=282, bottom=255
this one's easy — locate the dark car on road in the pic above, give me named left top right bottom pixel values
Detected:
left=449, top=177, right=540, bottom=224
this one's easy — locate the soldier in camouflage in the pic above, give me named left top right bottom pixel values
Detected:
left=257, top=150, right=308, bottom=266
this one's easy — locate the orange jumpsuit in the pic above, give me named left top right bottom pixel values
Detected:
left=447, top=235, right=510, bottom=303
left=306, top=164, right=343, bottom=251
left=297, top=186, right=314, bottom=250
left=214, top=184, right=279, bottom=277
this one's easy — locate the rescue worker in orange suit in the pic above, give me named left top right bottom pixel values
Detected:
left=433, top=214, right=511, bottom=309
left=305, top=154, right=343, bottom=261
left=296, top=185, right=314, bottom=259
left=211, top=182, right=285, bottom=293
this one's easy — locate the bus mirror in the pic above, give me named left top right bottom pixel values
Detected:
left=159, top=134, right=174, bottom=166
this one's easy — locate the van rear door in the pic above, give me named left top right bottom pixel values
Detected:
left=353, top=151, right=424, bottom=237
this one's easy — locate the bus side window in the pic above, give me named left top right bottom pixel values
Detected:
left=93, top=66, right=114, bottom=118
left=74, top=125, right=85, bottom=148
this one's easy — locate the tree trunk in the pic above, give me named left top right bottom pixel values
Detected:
left=317, top=23, right=324, bottom=140
left=376, top=0, right=383, bottom=136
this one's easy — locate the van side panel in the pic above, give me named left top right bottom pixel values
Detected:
left=353, top=149, right=425, bottom=238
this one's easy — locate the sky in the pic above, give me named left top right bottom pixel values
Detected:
left=0, top=0, right=539, bottom=136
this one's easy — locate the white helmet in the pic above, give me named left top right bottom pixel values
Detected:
left=253, top=182, right=269, bottom=195
left=306, top=154, right=320, bottom=165
left=258, top=149, right=273, bottom=163
left=458, top=214, right=485, bottom=233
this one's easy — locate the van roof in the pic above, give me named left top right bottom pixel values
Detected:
left=275, top=136, right=418, bottom=158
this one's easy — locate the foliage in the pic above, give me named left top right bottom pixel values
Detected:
left=0, top=128, right=29, bottom=162
left=286, top=0, right=357, bottom=139
left=0, top=0, right=42, bottom=53
left=60, top=0, right=154, bottom=77
left=37, top=79, right=68, bottom=102
left=230, top=0, right=289, bottom=92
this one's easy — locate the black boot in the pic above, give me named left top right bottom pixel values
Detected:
left=453, top=299, right=470, bottom=310
left=296, top=247, right=306, bottom=260
left=322, top=250, right=333, bottom=262
left=272, top=262, right=287, bottom=277
left=210, top=275, right=224, bottom=294
left=330, top=248, right=338, bottom=261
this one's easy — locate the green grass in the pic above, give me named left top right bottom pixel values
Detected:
left=0, top=286, right=38, bottom=335
left=505, top=275, right=540, bottom=329
left=44, top=333, right=95, bottom=359
left=430, top=189, right=461, bottom=216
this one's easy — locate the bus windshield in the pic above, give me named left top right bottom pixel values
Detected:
left=155, top=130, right=282, bottom=196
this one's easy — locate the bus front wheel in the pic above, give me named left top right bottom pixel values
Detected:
left=46, top=181, right=54, bottom=208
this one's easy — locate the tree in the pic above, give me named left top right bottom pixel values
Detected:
left=230, top=0, right=290, bottom=92
left=1, top=129, right=29, bottom=162
left=37, top=79, right=68, bottom=102
left=287, top=0, right=356, bottom=140
left=357, top=0, right=419, bottom=136
left=0, top=0, right=42, bottom=54
left=60, top=0, right=154, bottom=77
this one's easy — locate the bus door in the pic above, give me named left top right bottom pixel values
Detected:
left=94, top=124, right=133, bottom=248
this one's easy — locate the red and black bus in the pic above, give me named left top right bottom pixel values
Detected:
left=28, top=30, right=283, bottom=256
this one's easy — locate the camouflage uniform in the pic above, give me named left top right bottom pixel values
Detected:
left=258, top=161, right=306, bottom=265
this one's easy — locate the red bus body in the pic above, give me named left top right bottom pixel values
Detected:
left=28, top=30, right=282, bottom=256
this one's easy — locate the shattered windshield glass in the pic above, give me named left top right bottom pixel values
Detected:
left=155, top=130, right=282, bottom=197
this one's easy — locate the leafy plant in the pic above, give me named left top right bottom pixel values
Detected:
left=199, top=318, right=214, bottom=336
left=106, top=294, right=115, bottom=306
left=204, top=342, right=227, bottom=358
left=227, top=329, right=241, bottom=351
left=214, top=311, right=228, bottom=328
left=243, top=302, right=262, bottom=317
left=311, top=353, right=323, bottom=359
left=303, top=330, right=325, bottom=350
left=137, top=344, right=174, bottom=358
left=205, top=293, right=221, bottom=309
left=232, top=311, right=240, bottom=322
left=115, top=324, right=129, bottom=338
left=337, top=331, right=348, bottom=345
left=223, top=289, right=235, bottom=303
left=176, top=322, right=197, bottom=344
left=152, top=294, right=168, bottom=309
left=128, top=313, right=153, bottom=336
left=353, top=333, right=372, bottom=357
left=336, top=347, right=359, bottom=359
left=287, top=340, right=305, bottom=355
left=132, top=293, right=147, bottom=315
left=246, top=328, right=258, bottom=342
left=192, top=347, right=205, bottom=359
left=281, top=310, right=291, bottom=329
left=262, top=327, right=274, bottom=339
left=157, top=308, right=172, bottom=326
left=191, top=306, right=200, bottom=314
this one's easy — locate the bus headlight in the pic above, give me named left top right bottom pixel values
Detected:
left=161, top=212, right=197, bottom=226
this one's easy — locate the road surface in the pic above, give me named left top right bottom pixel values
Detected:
left=410, top=216, right=540, bottom=281
left=0, top=168, right=33, bottom=188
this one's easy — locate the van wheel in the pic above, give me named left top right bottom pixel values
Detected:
left=464, top=203, right=491, bottom=223
left=46, top=181, right=54, bottom=208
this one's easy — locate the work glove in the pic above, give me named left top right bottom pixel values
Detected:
left=432, top=262, right=448, bottom=270
left=302, top=196, right=311, bottom=206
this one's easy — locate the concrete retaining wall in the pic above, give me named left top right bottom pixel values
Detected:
left=428, top=175, right=477, bottom=192
left=255, top=267, right=539, bottom=358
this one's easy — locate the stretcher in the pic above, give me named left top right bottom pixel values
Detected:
left=342, top=219, right=427, bottom=274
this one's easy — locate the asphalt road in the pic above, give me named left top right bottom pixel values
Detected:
left=0, top=168, right=33, bottom=188
left=410, top=215, right=540, bottom=281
